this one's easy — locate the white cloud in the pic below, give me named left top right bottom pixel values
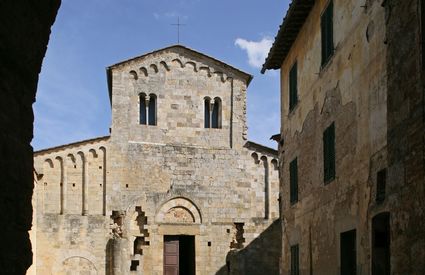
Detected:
left=235, top=37, right=273, bottom=68
left=153, top=11, right=188, bottom=20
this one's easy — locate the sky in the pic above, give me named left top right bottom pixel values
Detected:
left=33, top=0, right=290, bottom=151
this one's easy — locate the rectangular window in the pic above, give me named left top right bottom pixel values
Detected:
left=323, top=122, right=335, bottom=183
left=289, top=158, right=298, bottom=204
left=340, top=229, right=357, bottom=275
left=376, top=168, right=387, bottom=204
left=289, top=62, right=298, bottom=111
left=139, top=95, right=147, bottom=125
left=290, top=244, right=300, bottom=275
left=422, top=0, right=425, bottom=69
left=321, top=0, right=334, bottom=66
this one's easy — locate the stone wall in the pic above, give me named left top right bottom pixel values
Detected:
left=384, top=0, right=425, bottom=273
left=106, top=48, right=280, bottom=274
left=274, top=0, right=425, bottom=274
left=278, top=0, right=388, bottom=273
left=33, top=46, right=281, bottom=274
left=34, top=137, right=109, bottom=274
left=106, top=141, right=279, bottom=274
left=109, top=46, right=250, bottom=150
left=0, top=1, right=60, bottom=274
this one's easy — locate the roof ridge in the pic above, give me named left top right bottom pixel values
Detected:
left=34, top=135, right=110, bottom=155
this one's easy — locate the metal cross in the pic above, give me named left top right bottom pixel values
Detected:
left=171, top=16, right=186, bottom=44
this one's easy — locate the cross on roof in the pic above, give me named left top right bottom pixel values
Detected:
left=171, top=16, right=186, bottom=44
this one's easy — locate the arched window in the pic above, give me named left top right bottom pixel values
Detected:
left=139, top=93, right=157, bottom=126
left=139, top=93, right=147, bottom=125
left=204, top=97, right=211, bottom=128
left=148, top=94, right=157, bottom=126
left=212, top=97, right=222, bottom=128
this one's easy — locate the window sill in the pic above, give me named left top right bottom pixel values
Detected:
left=319, top=49, right=336, bottom=76
left=290, top=201, right=298, bottom=207
left=288, top=102, right=300, bottom=117
left=324, top=176, right=335, bottom=185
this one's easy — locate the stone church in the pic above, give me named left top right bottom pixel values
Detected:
left=32, top=45, right=281, bottom=275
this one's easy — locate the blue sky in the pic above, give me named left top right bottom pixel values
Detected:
left=33, top=0, right=289, bottom=150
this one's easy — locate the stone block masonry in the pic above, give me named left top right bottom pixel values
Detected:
left=33, top=45, right=281, bottom=274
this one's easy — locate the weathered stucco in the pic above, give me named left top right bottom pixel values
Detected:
left=274, top=0, right=425, bottom=274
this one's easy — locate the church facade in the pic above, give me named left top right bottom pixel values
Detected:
left=32, top=45, right=280, bottom=275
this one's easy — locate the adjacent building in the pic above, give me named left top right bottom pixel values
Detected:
left=263, top=0, right=425, bottom=274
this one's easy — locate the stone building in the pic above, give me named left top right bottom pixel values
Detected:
left=263, top=0, right=425, bottom=274
left=33, top=45, right=281, bottom=274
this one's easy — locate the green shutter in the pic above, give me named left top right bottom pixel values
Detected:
left=323, top=122, right=335, bottom=183
left=291, top=244, right=300, bottom=275
left=327, top=1, right=334, bottom=59
left=289, top=62, right=297, bottom=111
left=290, top=158, right=298, bottom=204
left=321, top=1, right=334, bottom=65
left=329, top=122, right=335, bottom=179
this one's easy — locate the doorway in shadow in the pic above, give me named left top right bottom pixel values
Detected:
left=164, top=235, right=195, bottom=275
left=372, top=212, right=390, bottom=275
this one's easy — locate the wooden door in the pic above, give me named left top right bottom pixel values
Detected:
left=164, top=236, right=179, bottom=275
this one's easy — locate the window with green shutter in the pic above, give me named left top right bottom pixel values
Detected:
left=289, top=62, right=298, bottom=111
left=323, top=122, right=335, bottom=183
left=422, top=0, right=425, bottom=69
left=321, top=1, right=334, bottom=66
left=290, top=244, right=300, bottom=275
left=376, top=168, right=387, bottom=204
left=290, top=158, right=298, bottom=204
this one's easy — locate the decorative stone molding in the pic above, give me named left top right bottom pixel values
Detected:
left=132, top=57, right=230, bottom=83
left=156, top=197, right=202, bottom=224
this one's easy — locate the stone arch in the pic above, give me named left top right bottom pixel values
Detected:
left=251, top=152, right=260, bottom=164
left=67, top=153, right=76, bottom=164
left=139, top=67, right=148, bottom=77
left=185, top=61, right=197, bottom=72
left=212, top=97, right=222, bottom=128
left=53, top=250, right=99, bottom=275
left=59, top=257, right=97, bottom=275
left=44, top=158, right=54, bottom=168
left=171, top=58, right=184, bottom=68
left=148, top=93, right=157, bottom=126
left=204, top=96, right=211, bottom=128
left=160, top=61, right=170, bottom=71
left=77, top=151, right=85, bottom=161
left=156, top=197, right=202, bottom=224
left=139, top=92, right=148, bottom=125
left=89, top=149, right=98, bottom=158
left=212, top=71, right=226, bottom=82
left=271, top=159, right=278, bottom=170
left=149, top=64, right=158, bottom=73
left=129, top=70, right=138, bottom=80
left=199, top=66, right=211, bottom=77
